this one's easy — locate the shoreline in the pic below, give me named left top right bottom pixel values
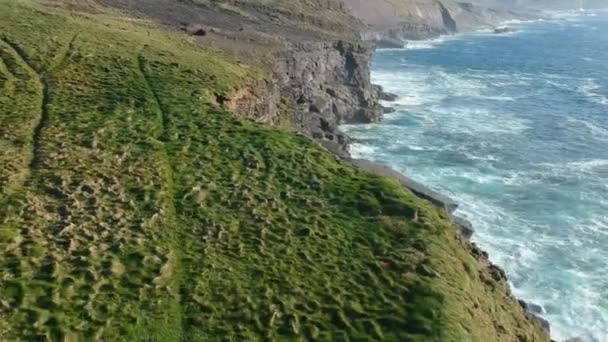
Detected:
left=330, top=18, right=558, bottom=339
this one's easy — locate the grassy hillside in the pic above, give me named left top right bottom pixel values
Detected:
left=0, top=0, right=548, bottom=340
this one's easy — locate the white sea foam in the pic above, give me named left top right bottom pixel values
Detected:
left=578, top=79, right=608, bottom=105
left=567, top=117, right=608, bottom=142
left=566, top=159, right=608, bottom=175
left=428, top=106, right=530, bottom=134
left=371, top=69, right=445, bottom=106
left=403, top=37, right=447, bottom=50
left=349, top=143, right=380, bottom=157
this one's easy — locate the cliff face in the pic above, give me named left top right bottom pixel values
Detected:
left=344, top=0, right=525, bottom=47
left=225, top=39, right=382, bottom=155
left=282, top=41, right=382, bottom=152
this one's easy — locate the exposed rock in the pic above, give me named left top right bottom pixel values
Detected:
left=518, top=299, right=545, bottom=314
left=373, top=84, right=399, bottom=102
left=528, top=302, right=545, bottom=315
left=375, top=38, right=404, bottom=49
left=381, top=105, right=396, bottom=114
left=183, top=24, right=215, bottom=36
left=452, top=216, right=474, bottom=240
left=349, top=158, right=459, bottom=213
left=488, top=263, right=507, bottom=282
left=471, top=243, right=489, bottom=260
left=519, top=300, right=551, bottom=336
left=379, top=91, right=399, bottom=102
left=274, top=40, right=383, bottom=154
left=530, top=314, right=551, bottom=335
left=319, top=139, right=351, bottom=159
left=494, top=26, right=513, bottom=34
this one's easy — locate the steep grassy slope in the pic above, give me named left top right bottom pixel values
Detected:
left=0, top=0, right=548, bottom=340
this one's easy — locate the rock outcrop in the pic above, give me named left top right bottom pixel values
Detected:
left=349, top=159, right=459, bottom=213
left=281, top=40, right=383, bottom=151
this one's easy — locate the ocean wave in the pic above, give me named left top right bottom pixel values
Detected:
left=349, top=143, right=380, bottom=157
left=578, top=79, right=608, bottom=105
left=534, top=159, right=608, bottom=178
left=428, top=106, right=530, bottom=134
left=549, top=10, right=586, bottom=21
left=402, top=35, right=459, bottom=50
left=567, top=117, right=608, bottom=142
left=371, top=69, right=445, bottom=106
left=501, top=18, right=545, bottom=25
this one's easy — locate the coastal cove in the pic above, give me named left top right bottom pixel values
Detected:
left=343, top=11, right=608, bottom=341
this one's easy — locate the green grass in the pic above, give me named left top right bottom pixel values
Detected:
left=0, top=0, right=548, bottom=340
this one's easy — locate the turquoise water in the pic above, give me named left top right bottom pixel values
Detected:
left=343, top=11, right=608, bottom=341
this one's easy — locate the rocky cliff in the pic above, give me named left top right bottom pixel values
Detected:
left=343, top=0, right=527, bottom=47
left=101, top=0, right=385, bottom=156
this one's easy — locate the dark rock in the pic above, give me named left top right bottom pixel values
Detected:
left=488, top=264, right=507, bottom=282
left=353, top=107, right=383, bottom=123
left=527, top=302, right=544, bottom=315
left=530, top=313, right=551, bottom=334
left=309, top=95, right=332, bottom=115
left=494, top=26, right=513, bottom=34
left=349, top=159, right=458, bottom=213
left=373, top=84, right=399, bottom=102
left=319, top=139, right=350, bottom=159
left=185, top=24, right=209, bottom=36
left=381, top=105, right=396, bottom=114
left=375, top=38, right=404, bottom=49
left=518, top=299, right=527, bottom=309
left=471, top=243, right=489, bottom=259
left=452, top=216, right=474, bottom=240
left=192, top=28, right=207, bottom=36
left=379, top=91, right=399, bottom=102
left=518, top=300, right=545, bottom=314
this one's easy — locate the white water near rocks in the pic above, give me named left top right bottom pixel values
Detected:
left=343, top=11, right=608, bottom=342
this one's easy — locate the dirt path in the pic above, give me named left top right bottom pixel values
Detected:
left=0, top=35, right=78, bottom=170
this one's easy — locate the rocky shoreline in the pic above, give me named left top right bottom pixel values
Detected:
left=336, top=33, right=557, bottom=342
left=340, top=91, right=554, bottom=339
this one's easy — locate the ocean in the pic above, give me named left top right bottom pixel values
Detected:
left=342, top=11, right=608, bottom=341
